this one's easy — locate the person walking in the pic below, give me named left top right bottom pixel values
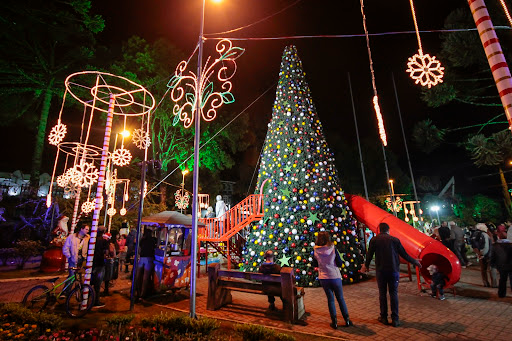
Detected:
left=490, top=225, right=512, bottom=297
left=361, top=223, right=421, bottom=327
left=449, top=221, right=469, bottom=267
left=62, top=223, right=90, bottom=279
left=471, top=223, right=496, bottom=287
left=92, top=226, right=108, bottom=307
left=314, top=231, right=353, bottom=329
left=136, top=228, right=157, bottom=299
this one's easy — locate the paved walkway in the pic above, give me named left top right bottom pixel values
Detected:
left=1, top=264, right=512, bottom=340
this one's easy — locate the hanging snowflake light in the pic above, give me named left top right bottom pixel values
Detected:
left=65, top=167, right=82, bottom=186
left=107, top=207, right=116, bottom=216
left=132, top=128, right=151, bottom=150
left=406, top=51, right=444, bottom=88
left=120, top=208, right=127, bottom=216
left=81, top=200, right=95, bottom=214
left=71, top=161, right=99, bottom=188
left=112, top=148, right=132, bottom=166
left=107, top=194, right=114, bottom=205
left=48, top=121, right=67, bottom=146
left=64, top=182, right=80, bottom=199
left=175, top=189, right=190, bottom=210
left=406, top=0, right=444, bottom=88
left=56, top=174, right=69, bottom=188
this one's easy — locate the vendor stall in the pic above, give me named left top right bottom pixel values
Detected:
left=141, top=211, right=204, bottom=293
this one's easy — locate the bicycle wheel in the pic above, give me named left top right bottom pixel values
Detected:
left=22, top=285, right=50, bottom=312
left=65, top=284, right=95, bottom=318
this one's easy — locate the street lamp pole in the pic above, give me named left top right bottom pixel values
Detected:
left=181, top=169, right=189, bottom=214
left=189, top=0, right=206, bottom=319
left=389, top=179, right=397, bottom=217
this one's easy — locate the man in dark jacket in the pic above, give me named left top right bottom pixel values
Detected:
left=136, top=228, right=157, bottom=299
left=490, top=225, right=512, bottom=298
left=438, top=221, right=453, bottom=250
left=258, top=250, right=282, bottom=311
left=92, top=226, right=107, bottom=307
left=361, top=223, right=421, bottom=327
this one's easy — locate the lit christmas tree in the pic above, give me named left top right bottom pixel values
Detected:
left=241, top=46, right=364, bottom=287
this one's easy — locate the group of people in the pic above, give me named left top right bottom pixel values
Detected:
left=259, top=223, right=421, bottom=330
left=61, top=222, right=156, bottom=308
left=433, top=220, right=512, bottom=297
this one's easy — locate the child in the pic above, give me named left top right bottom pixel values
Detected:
left=428, top=264, right=447, bottom=300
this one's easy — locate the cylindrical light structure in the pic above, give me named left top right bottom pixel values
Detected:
left=468, top=0, right=512, bottom=129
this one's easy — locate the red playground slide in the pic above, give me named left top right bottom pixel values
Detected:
left=347, top=194, right=461, bottom=287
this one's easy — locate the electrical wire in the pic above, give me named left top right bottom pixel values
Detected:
left=203, top=26, right=511, bottom=41
left=205, top=0, right=303, bottom=36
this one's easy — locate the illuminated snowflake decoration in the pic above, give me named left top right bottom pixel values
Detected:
left=406, top=50, right=444, bottom=88
left=56, top=174, right=69, bottom=188
left=385, top=196, right=404, bottom=213
left=71, top=161, right=99, bottom=188
left=175, top=189, right=190, bottom=210
left=81, top=200, right=95, bottom=214
left=107, top=207, right=117, bottom=216
left=112, top=148, right=132, bottom=166
left=132, top=128, right=151, bottom=150
left=48, top=122, right=67, bottom=146
left=64, top=182, right=80, bottom=198
left=107, top=195, right=114, bottom=205
left=120, top=208, right=127, bottom=216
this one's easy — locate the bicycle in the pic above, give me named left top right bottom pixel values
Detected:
left=22, top=267, right=96, bottom=317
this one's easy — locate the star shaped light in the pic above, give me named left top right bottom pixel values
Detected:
left=278, top=254, right=291, bottom=266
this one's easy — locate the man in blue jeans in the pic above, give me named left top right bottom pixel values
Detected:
left=361, top=223, right=421, bottom=327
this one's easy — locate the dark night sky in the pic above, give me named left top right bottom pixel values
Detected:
left=2, top=0, right=508, bottom=199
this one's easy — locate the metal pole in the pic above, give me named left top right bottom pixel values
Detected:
left=82, top=94, right=115, bottom=309
left=189, top=0, right=205, bottom=319
left=348, top=73, right=369, bottom=201
left=389, top=180, right=397, bottom=217
left=391, top=73, right=423, bottom=222
left=381, top=144, right=394, bottom=213
left=129, top=160, right=147, bottom=310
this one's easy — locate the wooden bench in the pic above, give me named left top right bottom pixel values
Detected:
left=207, top=263, right=306, bottom=323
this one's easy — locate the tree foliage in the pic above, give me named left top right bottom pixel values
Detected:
left=412, top=119, right=446, bottom=154
left=0, top=0, right=104, bottom=181
left=465, top=130, right=512, bottom=167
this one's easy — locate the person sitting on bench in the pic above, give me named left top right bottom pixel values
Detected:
left=258, top=250, right=282, bottom=311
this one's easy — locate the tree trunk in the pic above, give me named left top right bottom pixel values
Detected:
left=499, top=167, right=512, bottom=218
left=30, top=78, right=55, bottom=184
left=160, top=182, right=167, bottom=206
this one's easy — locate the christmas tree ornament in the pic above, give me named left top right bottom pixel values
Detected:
left=406, top=0, right=444, bottom=88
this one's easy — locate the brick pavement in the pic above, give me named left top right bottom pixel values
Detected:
left=1, top=264, right=511, bottom=340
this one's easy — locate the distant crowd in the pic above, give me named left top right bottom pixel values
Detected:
left=429, top=221, right=512, bottom=298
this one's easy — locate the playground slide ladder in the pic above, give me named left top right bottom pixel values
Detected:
left=198, top=194, right=263, bottom=269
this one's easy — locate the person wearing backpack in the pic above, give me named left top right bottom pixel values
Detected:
left=472, top=223, right=496, bottom=287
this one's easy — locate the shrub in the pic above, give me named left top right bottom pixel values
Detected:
left=13, top=240, right=43, bottom=269
left=140, top=312, right=219, bottom=335
left=104, top=313, right=135, bottom=331
left=234, top=323, right=295, bottom=341
left=0, top=303, right=62, bottom=333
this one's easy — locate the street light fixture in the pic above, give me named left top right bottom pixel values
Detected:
left=431, top=205, right=441, bottom=225
left=389, top=179, right=397, bottom=217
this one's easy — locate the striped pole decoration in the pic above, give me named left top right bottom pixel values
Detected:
left=81, top=94, right=115, bottom=309
left=468, top=0, right=512, bottom=129
left=70, top=187, right=82, bottom=232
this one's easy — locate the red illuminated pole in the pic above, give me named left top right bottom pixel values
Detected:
left=468, top=0, right=512, bottom=130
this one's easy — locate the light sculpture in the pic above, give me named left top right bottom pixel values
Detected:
left=406, top=0, right=444, bottom=88
left=46, top=71, right=154, bottom=310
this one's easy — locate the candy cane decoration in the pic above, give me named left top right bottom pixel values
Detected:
left=468, top=0, right=512, bottom=130
left=81, top=94, right=115, bottom=309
